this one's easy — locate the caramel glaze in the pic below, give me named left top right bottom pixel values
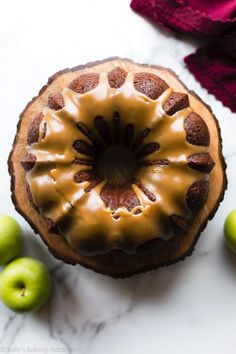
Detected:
left=27, top=72, right=210, bottom=255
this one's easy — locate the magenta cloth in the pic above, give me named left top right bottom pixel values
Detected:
left=130, top=0, right=236, bottom=112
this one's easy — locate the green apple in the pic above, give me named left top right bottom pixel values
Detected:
left=0, top=213, right=22, bottom=265
left=0, top=257, right=52, bottom=313
left=224, top=209, right=236, bottom=253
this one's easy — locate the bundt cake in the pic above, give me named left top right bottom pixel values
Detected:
left=8, top=58, right=227, bottom=277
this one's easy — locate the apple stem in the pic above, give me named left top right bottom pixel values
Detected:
left=20, top=285, right=26, bottom=297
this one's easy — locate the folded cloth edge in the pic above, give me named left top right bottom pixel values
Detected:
left=130, top=0, right=235, bottom=37
left=185, top=48, right=236, bottom=112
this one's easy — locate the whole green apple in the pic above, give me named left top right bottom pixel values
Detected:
left=0, top=213, right=22, bottom=265
left=0, top=257, right=52, bottom=313
left=224, top=209, right=236, bottom=253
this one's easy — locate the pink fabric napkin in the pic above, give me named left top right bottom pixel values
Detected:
left=130, top=0, right=236, bottom=112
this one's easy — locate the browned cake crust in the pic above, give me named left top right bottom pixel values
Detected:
left=21, top=153, right=36, bottom=172
left=187, top=153, right=215, bottom=173
left=68, top=73, right=99, bottom=93
left=9, top=57, right=227, bottom=278
left=134, top=72, right=169, bottom=99
left=163, top=92, right=189, bottom=115
left=186, top=181, right=209, bottom=213
left=108, top=67, right=127, bottom=88
left=184, top=113, right=210, bottom=146
left=48, top=92, right=65, bottom=110
left=27, top=113, right=44, bottom=145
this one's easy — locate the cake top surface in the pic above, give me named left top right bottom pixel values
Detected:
left=23, top=66, right=214, bottom=255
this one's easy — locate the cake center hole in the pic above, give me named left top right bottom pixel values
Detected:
left=97, top=145, right=138, bottom=186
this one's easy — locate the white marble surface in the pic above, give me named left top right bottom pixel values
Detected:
left=0, top=0, right=236, bottom=353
